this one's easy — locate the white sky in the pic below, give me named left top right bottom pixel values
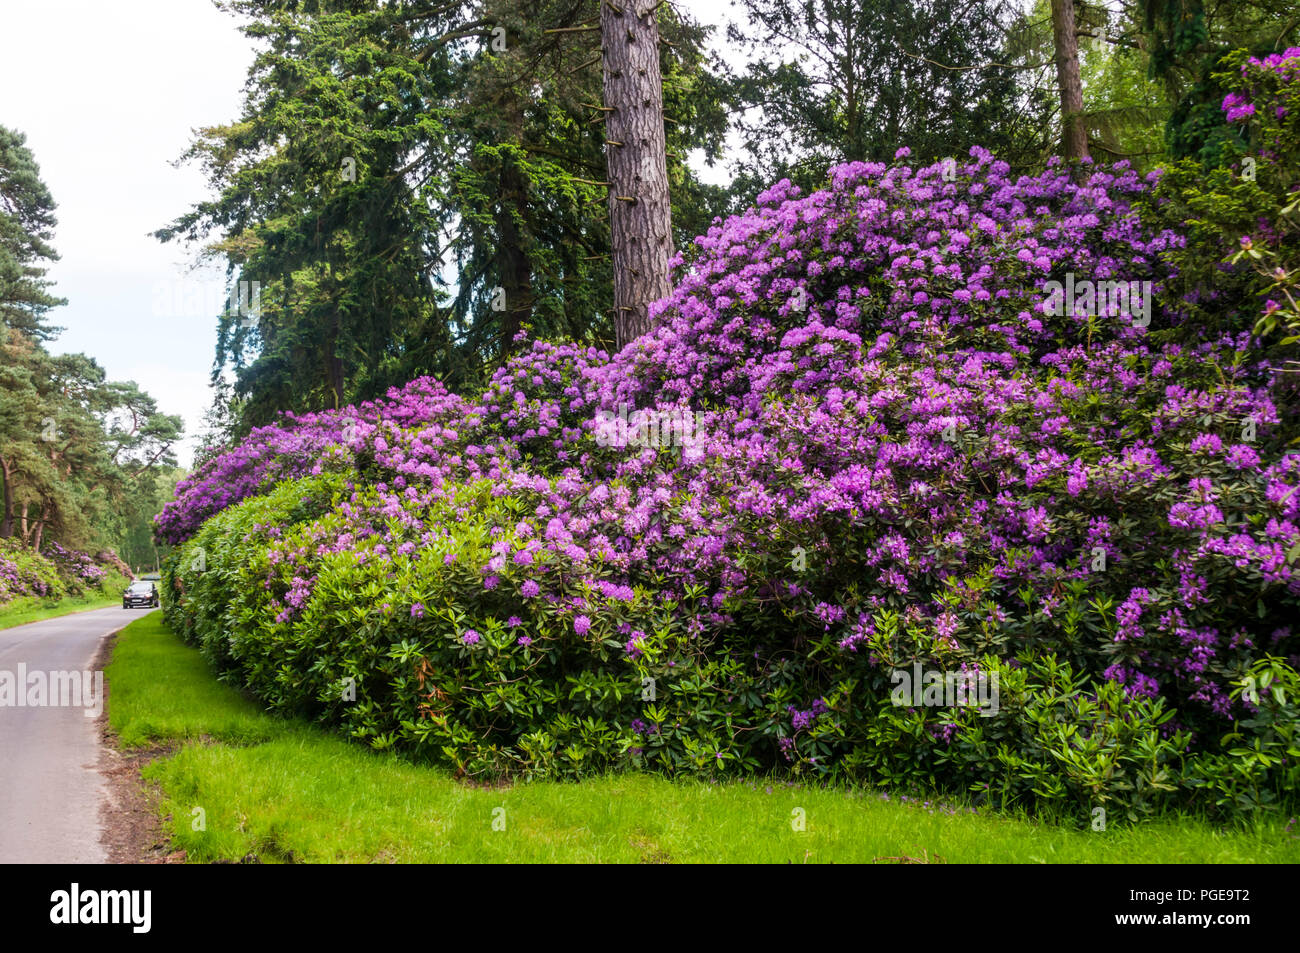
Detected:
left=0, top=0, right=740, bottom=467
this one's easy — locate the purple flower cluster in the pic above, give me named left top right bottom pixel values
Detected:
left=154, top=378, right=470, bottom=544
left=0, top=551, right=57, bottom=602
left=1224, top=47, right=1300, bottom=122
left=42, top=542, right=109, bottom=586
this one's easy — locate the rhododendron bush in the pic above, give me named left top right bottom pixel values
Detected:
left=0, top=539, right=64, bottom=603
left=0, top=540, right=127, bottom=605
left=42, top=542, right=109, bottom=592
left=161, top=65, right=1300, bottom=820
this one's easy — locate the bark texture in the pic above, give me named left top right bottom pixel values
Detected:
left=496, top=154, right=533, bottom=355
left=601, top=0, right=674, bottom=349
left=0, top=457, right=12, bottom=539
left=1050, top=0, right=1089, bottom=160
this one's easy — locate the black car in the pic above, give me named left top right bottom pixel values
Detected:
left=123, top=581, right=159, bottom=609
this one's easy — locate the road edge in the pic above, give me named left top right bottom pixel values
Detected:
left=93, top=621, right=184, bottom=864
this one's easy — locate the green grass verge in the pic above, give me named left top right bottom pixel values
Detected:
left=0, top=591, right=123, bottom=630
left=107, top=613, right=1300, bottom=864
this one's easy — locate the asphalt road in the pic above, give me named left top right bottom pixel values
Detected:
left=0, top=606, right=143, bottom=863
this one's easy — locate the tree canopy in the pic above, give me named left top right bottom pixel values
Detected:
left=158, top=0, right=729, bottom=434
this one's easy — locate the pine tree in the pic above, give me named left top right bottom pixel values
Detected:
left=1050, top=0, right=1089, bottom=159
left=601, top=0, right=674, bottom=347
left=0, top=125, right=66, bottom=340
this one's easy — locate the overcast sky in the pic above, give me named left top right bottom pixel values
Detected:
left=1, top=0, right=741, bottom=467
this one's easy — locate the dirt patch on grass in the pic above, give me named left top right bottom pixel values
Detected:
left=629, top=835, right=672, bottom=864
left=93, top=628, right=185, bottom=864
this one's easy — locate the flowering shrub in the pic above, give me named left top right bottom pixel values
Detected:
left=1221, top=47, right=1300, bottom=343
left=155, top=409, right=374, bottom=545
left=42, top=542, right=109, bottom=594
left=0, top=540, right=132, bottom=605
left=1149, top=47, right=1300, bottom=351
left=162, top=65, right=1300, bottom=820
left=0, top=538, right=64, bottom=603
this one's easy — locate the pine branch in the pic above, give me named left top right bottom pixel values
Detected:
left=898, top=48, right=1050, bottom=72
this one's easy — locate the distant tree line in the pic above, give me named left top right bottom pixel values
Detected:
left=0, top=126, right=182, bottom=570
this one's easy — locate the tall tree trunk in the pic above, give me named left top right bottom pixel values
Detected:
left=497, top=183, right=533, bottom=355
left=326, top=309, right=346, bottom=409
left=323, top=261, right=347, bottom=409
left=602, top=0, right=674, bottom=350
left=0, top=457, right=12, bottom=539
left=328, top=351, right=346, bottom=409
left=1050, top=0, right=1089, bottom=160
left=31, top=512, right=44, bottom=553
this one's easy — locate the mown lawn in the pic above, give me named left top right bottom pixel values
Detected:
left=0, top=591, right=123, bottom=630
left=106, top=613, right=1300, bottom=864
